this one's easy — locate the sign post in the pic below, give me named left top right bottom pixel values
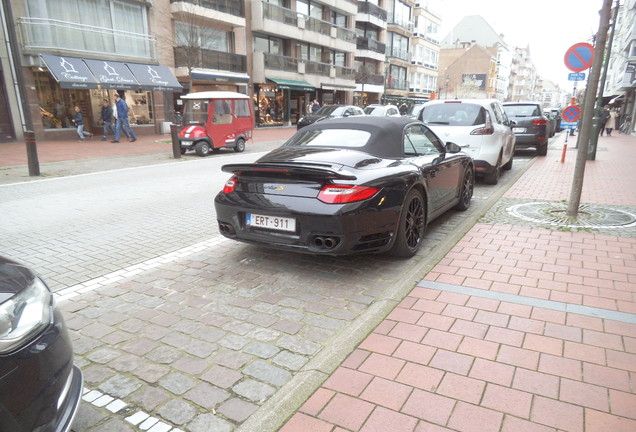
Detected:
left=560, top=106, right=581, bottom=163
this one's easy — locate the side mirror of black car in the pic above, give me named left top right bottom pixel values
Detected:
left=445, top=142, right=462, bottom=153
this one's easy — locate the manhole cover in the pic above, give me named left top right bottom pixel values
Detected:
left=507, top=202, right=636, bottom=229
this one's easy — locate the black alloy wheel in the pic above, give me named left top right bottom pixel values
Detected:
left=390, top=189, right=426, bottom=257
left=454, top=168, right=474, bottom=211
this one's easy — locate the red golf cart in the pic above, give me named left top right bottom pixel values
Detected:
left=178, top=91, right=254, bottom=156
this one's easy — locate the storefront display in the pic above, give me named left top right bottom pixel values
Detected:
left=34, top=71, right=154, bottom=131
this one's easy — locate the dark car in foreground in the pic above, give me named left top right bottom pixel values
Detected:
left=503, top=102, right=550, bottom=155
left=296, top=105, right=365, bottom=130
left=215, top=116, right=474, bottom=257
left=0, top=256, right=83, bottom=432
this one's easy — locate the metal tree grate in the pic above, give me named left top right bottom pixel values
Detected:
left=506, top=202, right=636, bottom=229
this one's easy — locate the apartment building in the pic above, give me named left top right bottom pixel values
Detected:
left=408, top=2, right=440, bottom=103
left=249, top=0, right=358, bottom=126
left=1, top=0, right=186, bottom=141
left=0, top=0, right=443, bottom=140
left=605, top=0, right=636, bottom=134
left=508, top=46, right=539, bottom=102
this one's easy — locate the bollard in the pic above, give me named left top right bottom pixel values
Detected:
left=25, top=131, right=40, bottom=176
left=170, top=123, right=181, bottom=159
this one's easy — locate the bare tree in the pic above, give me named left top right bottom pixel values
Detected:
left=172, top=0, right=224, bottom=91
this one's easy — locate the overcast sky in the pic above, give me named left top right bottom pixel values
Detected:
left=430, top=0, right=605, bottom=89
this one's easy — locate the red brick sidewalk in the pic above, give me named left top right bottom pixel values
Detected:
left=0, top=126, right=296, bottom=168
left=280, top=132, right=636, bottom=432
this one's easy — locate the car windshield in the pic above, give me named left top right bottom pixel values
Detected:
left=364, top=106, right=381, bottom=115
left=182, top=99, right=209, bottom=124
left=314, top=105, right=344, bottom=116
left=420, top=103, right=486, bottom=126
left=284, top=128, right=371, bottom=148
left=503, top=105, right=541, bottom=117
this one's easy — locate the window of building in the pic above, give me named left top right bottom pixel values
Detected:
left=253, top=34, right=284, bottom=55
left=388, top=32, right=409, bottom=61
left=175, top=22, right=230, bottom=52
left=297, top=0, right=323, bottom=19
left=390, top=0, right=411, bottom=28
left=330, top=11, right=347, bottom=27
left=26, top=0, right=149, bottom=58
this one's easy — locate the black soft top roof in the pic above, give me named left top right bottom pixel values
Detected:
left=288, top=116, right=422, bottom=158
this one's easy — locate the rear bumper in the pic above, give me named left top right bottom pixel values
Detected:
left=514, top=135, right=548, bottom=148
left=214, top=191, right=403, bottom=255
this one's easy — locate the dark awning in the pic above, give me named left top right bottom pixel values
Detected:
left=83, top=59, right=139, bottom=90
left=40, top=54, right=99, bottom=89
left=192, top=70, right=250, bottom=83
left=126, top=63, right=183, bottom=92
left=267, top=78, right=315, bottom=92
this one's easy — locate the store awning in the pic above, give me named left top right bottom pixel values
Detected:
left=40, top=54, right=99, bottom=89
left=83, top=59, right=139, bottom=90
left=192, top=70, right=250, bottom=83
left=267, top=78, right=315, bottom=92
left=321, top=82, right=357, bottom=90
left=126, top=63, right=183, bottom=92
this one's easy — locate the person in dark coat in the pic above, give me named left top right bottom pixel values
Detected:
left=72, top=106, right=93, bottom=141
left=112, top=93, right=137, bottom=143
left=100, top=99, right=115, bottom=141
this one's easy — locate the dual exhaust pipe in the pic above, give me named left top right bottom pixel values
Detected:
left=311, top=235, right=340, bottom=250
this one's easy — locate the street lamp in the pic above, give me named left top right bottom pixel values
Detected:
left=445, top=75, right=450, bottom=99
left=383, top=58, right=390, bottom=104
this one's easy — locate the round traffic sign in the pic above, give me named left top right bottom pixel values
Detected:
left=564, top=43, right=594, bottom=72
left=562, top=105, right=581, bottom=122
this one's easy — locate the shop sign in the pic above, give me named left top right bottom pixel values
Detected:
left=83, top=59, right=138, bottom=90
left=40, top=54, right=99, bottom=89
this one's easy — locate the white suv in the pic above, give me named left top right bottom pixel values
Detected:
left=418, top=99, right=515, bottom=184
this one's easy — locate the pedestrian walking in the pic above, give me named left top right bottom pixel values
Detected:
left=599, top=105, right=610, bottom=136
left=605, top=108, right=618, bottom=136
left=72, top=106, right=93, bottom=141
left=112, top=93, right=137, bottom=143
left=311, top=99, right=320, bottom=113
left=100, top=99, right=115, bottom=141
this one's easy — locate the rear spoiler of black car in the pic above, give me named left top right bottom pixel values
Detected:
left=221, top=163, right=358, bottom=181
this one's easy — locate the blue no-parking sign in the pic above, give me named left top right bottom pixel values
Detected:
left=561, top=121, right=577, bottom=130
left=564, top=43, right=594, bottom=73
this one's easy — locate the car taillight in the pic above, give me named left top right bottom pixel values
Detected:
left=471, top=111, right=494, bottom=135
left=471, top=126, right=494, bottom=135
left=223, top=176, right=238, bottom=194
left=317, top=185, right=379, bottom=204
left=533, top=118, right=547, bottom=126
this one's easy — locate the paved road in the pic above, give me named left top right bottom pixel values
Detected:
left=0, top=140, right=544, bottom=431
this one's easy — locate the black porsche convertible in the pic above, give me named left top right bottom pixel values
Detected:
left=215, top=116, right=474, bottom=257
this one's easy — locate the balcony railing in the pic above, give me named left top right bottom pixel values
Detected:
left=262, top=2, right=356, bottom=43
left=387, top=13, right=413, bottom=31
left=263, top=53, right=299, bottom=73
left=388, top=47, right=410, bottom=62
left=357, top=2, right=388, bottom=21
left=357, top=36, right=386, bottom=54
left=174, top=47, right=246, bottom=72
left=17, top=17, right=156, bottom=60
left=387, top=78, right=409, bottom=90
left=169, top=0, right=244, bottom=17
left=335, top=65, right=356, bottom=79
